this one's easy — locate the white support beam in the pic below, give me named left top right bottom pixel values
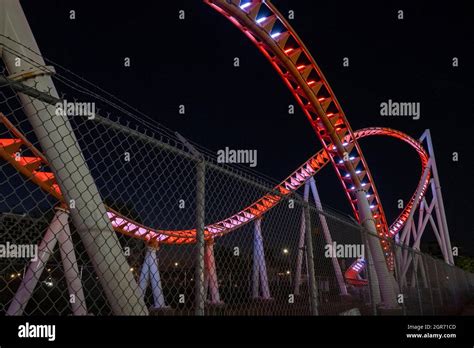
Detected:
left=0, top=0, right=147, bottom=315
left=56, top=208, right=87, bottom=315
left=294, top=183, right=309, bottom=296
left=308, top=177, right=348, bottom=296
left=424, top=130, right=453, bottom=264
left=139, top=246, right=167, bottom=309
left=7, top=207, right=87, bottom=315
left=204, top=241, right=222, bottom=304
left=252, top=218, right=271, bottom=300
left=400, top=160, right=432, bottom=244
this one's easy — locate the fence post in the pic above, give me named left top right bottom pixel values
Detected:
left=433, top=259, right=444, bottom=310
left=175, top=132, right=206, bottom=316
left=0, top=5, right=148, bottom=315
left=450, top=266, right=459, bottom=311
left=361, top=228, right=377, bottom=315
left=421, top=254, right=435, bottom=315
left=412, top=250, right=423, bottom=315
left=303, top=202, right=319, bottom=315
left=7, top=208, right=62, bottom=315
left=195, top=157, right=206, bottom=315
left=393, top=244, right=406, bottom=316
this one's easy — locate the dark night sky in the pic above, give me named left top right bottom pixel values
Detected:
left=20, top=0, right=474, bottom=251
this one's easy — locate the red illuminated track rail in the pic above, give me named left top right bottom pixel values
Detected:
left=0, top=0, right=433, bottom=285
left=204, top=0, right=410, bottom=270
left=0, top=114, right=429, bottom=251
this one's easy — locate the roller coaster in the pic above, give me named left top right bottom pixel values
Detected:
left=0, top=0, right=457, bottom=314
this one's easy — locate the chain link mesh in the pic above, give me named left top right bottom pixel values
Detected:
left=0, top=37, right=473, bottom=316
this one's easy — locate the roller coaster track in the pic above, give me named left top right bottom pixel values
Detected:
left=0, top=0, right=432, bottom=285
left=0, top=114, right=429, bottom=280
left=203, top=0, right=433, bottom=275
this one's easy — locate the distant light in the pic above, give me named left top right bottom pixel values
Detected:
left=286, top=270, right=291, bottom=275
left=240, top=2, right=251, bottom=9
left=370, top=205, right=375, bottom=209
left=366, top=194, right=370, bottom=198
left=356, top=170, right=361, bottom=174
left=349, top=156, right=355, bottom=160
left=174, top=262, right=179, bottom=267
left=283, top=248, right=289, bottom=254
left=345, top=173, right=350, bottom=178
left=130, top=267, right=134, bottom=272
left=342, top=142, right=348, bottom=146
left=271, top=32, right=281, bottom=38
left=256, top=17, right=267, bottom=24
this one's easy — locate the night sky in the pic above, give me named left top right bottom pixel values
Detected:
left=20, top=0, right=473, bottom=253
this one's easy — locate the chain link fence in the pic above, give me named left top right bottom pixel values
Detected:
left=0, top=36, right=473, bottom=316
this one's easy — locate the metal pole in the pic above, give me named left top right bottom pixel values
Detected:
left=421, top=254, right=435, bottom=315
left=139, top=249, right=151, bottom=299
left=0, top=0, right=147, bottom=315
left=56, top=208, right=88, bottom=315
left=204, top=240, right=221, bottom=304
left=174, top=132, right=206, bottom=315
left=195, top=158, right=206, bottom=316
left=253, top=218, right=271, bottom=299
left=362, top=228, right=378, bottom=315
left=252, top=220, right=260, bottom=299
left=433, top=259, right=444, bottom=309
left=400, top=162, right=431, bottom=244
left=7, top=209, right=61, bottom=315
left=303, top=203, right=319, bottom=315
left=412, top=250, right=423, bottom=315
left=148, top=247, right=167, bottom=309
left=393, top=244, right=406, bottom=315
left=450, top=266, right=459, bottom=310
left=294, top=183, right=309, bottom=296
left=138, top=246, right=168, bottom=309
left=429, top=180, right=449, bottom=261
left=354, top=189, right=397, bottom=308
left=424, top=130, right=454, bottom=264
left=308, top=178, right=347, bottom=295
left=418, top=253, right=429, bottom=288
